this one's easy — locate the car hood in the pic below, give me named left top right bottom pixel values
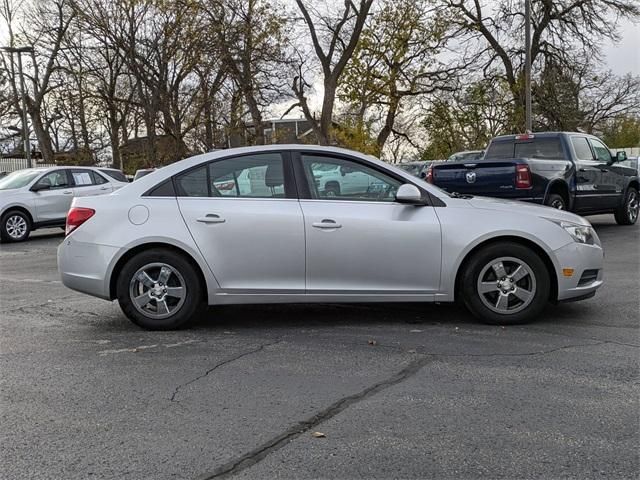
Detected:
left=467, top=196, right=590, bottom=226
left=0, top=189, right=28, bottom=203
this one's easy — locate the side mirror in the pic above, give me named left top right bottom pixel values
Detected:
left=419, top=171, right=426, bottom=179
left=395, top=184, right=424, bottom=204
left=615, top=151, right=627, bottom=163
left=31, top=182, right=51, bottom=192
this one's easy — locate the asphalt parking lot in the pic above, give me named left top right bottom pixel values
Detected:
left=1, top=215, right=638, bottom=480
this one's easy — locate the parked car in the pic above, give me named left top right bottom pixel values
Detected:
left=428, top=132, right=639, bottom=225
left=311, top=161, right=388, bottom=198
left=133, top=168, right=156, bottom=181
left=446, top=150, right=484, bottom=162
left=98, top=168, right=129, bottom=183
left=397, top=161, right=430, bottom=178
left=0, top=166, right=128, bottom=242
left=58, top=145, right=604, bottom=330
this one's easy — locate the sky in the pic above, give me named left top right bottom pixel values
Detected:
left=602, top=18, right=639, bottom=74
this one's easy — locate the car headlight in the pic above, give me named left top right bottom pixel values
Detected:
left=547, top=219, right=599, bottom=246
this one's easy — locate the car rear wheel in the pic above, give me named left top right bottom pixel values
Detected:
left=545, top=193, right=566, bottom=210
left=614, top=187, right=638, bottom=225
left=1, top=210, right=31, bottom=242
left=116, top=249, right=204, bottom=330
left=460, top=242, right=550, bottom=325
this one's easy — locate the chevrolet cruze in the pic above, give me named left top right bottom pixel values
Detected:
left=57, top=145, right=604, bottom=330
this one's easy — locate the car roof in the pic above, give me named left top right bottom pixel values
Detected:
left=490, top=132, right=601, bottom=142
left=116, top=144, right=441, bottom=196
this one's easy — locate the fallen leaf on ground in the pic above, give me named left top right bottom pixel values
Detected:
left=311, top=432, right=326, bottom=438
left=368, top=339, right=377, bottom=346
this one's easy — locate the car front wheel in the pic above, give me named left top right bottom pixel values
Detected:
left=460, top=242, right=550, bottom=325
left=116, top=248, right=204, bottom=330
left=1, top=210, right=31, bottom=242
left=614, top=187, right=639, bottom=225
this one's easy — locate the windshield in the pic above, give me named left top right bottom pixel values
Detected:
left=0, top=170, right=41, bottom=190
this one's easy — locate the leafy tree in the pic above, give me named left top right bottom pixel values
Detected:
left=339, top=0, right=457, bottom=156
left=600, top=116, right=640, bottom=148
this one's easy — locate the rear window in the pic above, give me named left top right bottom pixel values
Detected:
left=514, top=138, right=565, bottom=159
left=486, top=137, right=565, bottom=160
left=485, top=141, right=514, bottom=159
left=100, top=169, right=128, bottom=182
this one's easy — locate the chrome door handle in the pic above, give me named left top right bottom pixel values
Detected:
left=63, top=190, right=73, bottom=194
left=312, top=219, right=341, bottom=229
left=197, top=214, right=225, bottom=224
left=100, top=186, right=110, bottom=190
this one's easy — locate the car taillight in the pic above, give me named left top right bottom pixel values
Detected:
left=66, top=207, right=95, bottom=236
left=515, top=164, right=532, bottom=189
left=426, top=165, right=434, bottom=184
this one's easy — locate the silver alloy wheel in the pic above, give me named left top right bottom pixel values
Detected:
left=129, top=262, right=187, bottom=319
left=477, top=256, right=537, bottom=315
left=6, top=215, right=27, bottom=239
left=627, top=190, right=639, bottom=222
left=325, top=188, right=338, bottom=197
left=550, top=198, right=565, bottom=210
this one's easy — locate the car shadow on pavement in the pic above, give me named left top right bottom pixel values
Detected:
left=188, top=302, right=486, bottom=332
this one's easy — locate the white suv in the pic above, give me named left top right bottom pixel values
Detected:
left=0, top=167, right=128, bottom=242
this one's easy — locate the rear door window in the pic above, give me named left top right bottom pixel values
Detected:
left=174, top=153, right=289, bottom=198
left=571, top=137, right=594, bottom=161
left=71, top=170, right=95, bottom=187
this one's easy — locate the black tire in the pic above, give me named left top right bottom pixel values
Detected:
left=460, top=242, right=550, bottom=325
left=116, top=248, right=204, bottom=330
left=324, top=182, right=340, bottom=197
left=0, top=210, right=31, bottom=242
left=545, top=193, right=566, bottom=210
left=614, top=187, right=639, bottom=225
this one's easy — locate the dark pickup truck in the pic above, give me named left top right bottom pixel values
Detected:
left=428, top=132, right=639, bottom=225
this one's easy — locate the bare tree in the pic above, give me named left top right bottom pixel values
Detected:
left=437, top=0, right=640, bottom=131
left=292, top=0, right=374, bottom=145
left=199, top=0, right=288, bottom=145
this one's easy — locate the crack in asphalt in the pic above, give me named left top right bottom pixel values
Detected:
left=195, top=354, right=435, bottom=480
left=170, top=340, right=282, bottom=403
left=346, top=340, right=615, bottom=357
left=2, top=295, right=77, bottom=314
left=194, top=339, right=623, bottom=479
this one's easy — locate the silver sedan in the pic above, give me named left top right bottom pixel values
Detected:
left=58, top=145, right=604, bottom=330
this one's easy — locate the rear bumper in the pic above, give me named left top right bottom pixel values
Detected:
left=57, top=238, right=118, bottom=300
left=553, top=242, right=604, bottom=301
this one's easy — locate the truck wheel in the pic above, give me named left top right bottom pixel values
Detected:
left=460, top=242, right=550, bottom=325
left=545, top=193, right=566, bottom=210
left=615, top=187, right=639, bottom=225
left=1, top=210, right=31, bottom=242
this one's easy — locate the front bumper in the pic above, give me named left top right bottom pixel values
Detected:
left=553, top=241, right=604, bottom=301
left=58, top=238, right=119, bottom=300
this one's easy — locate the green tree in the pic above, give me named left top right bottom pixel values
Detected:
left=600, top=116, right=640, bottom=148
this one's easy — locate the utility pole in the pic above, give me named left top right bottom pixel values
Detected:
left=524, top=0, right=532, bottom=133
left=1, top=46, right=35, bottom=168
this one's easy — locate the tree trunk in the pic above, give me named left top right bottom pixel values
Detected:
left=318, top=77, right=337, bottom=145
left=31, top=110, right=55, bottom=163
